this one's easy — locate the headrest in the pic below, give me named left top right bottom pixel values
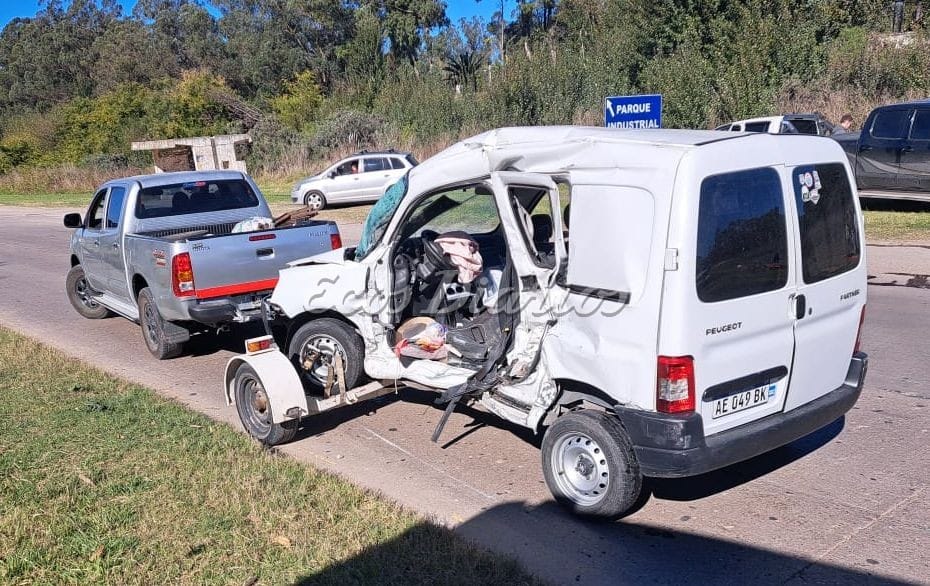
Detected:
left=531, top=214, right=553, bottom=243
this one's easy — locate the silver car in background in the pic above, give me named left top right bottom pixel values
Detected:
left=292, top=150, right=418, bottom=210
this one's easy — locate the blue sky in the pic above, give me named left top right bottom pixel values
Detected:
left=0, top=1, right=501, bottom=29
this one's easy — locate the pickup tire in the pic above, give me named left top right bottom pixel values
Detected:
left=66, top=265, right=110, bottom=319
left=138, top=287, right=183, bottom=360
left=541, top=410, right=644, bottom=520
left=288, top=318, right=363, bottom=395
left=234, top=363, right=298, bottom=445
left=303, top=190, right=326, bottom=211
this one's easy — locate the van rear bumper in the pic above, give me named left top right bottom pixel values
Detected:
left=615, top=353, right=868, bottom=478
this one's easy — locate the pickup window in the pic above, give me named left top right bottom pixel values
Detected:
left=135, top=179, right=260, bottom=219
left=791, top=163, right=860, bottom=284
left=106, top=186, right=127, bottom=228
left=871, top=109, right=911, bottom=139
left=910, top=109, right=930, bottom=140
left=696, top=167, right=788, bottom=303
left=87, top=189, right=107, bottom=230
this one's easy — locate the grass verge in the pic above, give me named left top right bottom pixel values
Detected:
left=862, top=210, right=930, bottom=242
left=0, top=327, right=536, bottom=585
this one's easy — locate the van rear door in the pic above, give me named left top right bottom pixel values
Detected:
left=685, top=166, right=797, bottom=436
left=782, top=163, right=866, bottom=411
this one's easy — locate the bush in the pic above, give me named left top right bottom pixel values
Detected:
left=310, top=109, right=385, bottom=152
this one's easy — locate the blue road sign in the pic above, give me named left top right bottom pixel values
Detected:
left=605, top=94, right=662, bottom=129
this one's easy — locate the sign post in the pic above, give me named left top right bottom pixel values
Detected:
left=605, top=94, right=663, bottom=129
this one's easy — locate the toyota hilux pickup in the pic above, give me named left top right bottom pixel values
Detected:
left=833, top=99, right=930, bottom=202
left=223, top=127, right=868, bottom=520
left=64, top=171, right=341, bottom=359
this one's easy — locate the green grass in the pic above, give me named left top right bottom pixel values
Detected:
left=0, top=327, right=536, bottom=585
left=862, top=210, right=930, bottom=242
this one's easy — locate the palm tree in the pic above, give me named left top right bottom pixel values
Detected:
left=443, top=50, right=485, bottom=94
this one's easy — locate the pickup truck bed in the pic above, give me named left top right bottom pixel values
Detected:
left=65, top=170, right=341, bottom=359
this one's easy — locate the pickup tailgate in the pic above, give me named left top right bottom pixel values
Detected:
left=188, top=221, right=339, bottom=299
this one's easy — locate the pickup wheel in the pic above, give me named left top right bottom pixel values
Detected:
left=66, top=265, right=110, bottom=319
left=541, top=410, right=644, bottom=520
left=288, top=318, right=363, bottom=395
left=303, top=191, right=326, bottom=211
left=137, top=287, right=183, bottom=360
left=234, top=363, right=298, bottom=445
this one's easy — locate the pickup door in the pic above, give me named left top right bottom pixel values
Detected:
left=187, top=223, right=338, bottom=300
left=857, top=106, right=913, bottom=190
left=898, top=107, right=930, bottom=192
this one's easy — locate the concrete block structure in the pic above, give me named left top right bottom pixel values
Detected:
left=131, top=134, right=251, bottom=174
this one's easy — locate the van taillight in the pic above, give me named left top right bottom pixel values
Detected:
left=172, top=252, right=195, bottom=297
left=854, top=306, right=866, bottom=354
left=330, top=232, right=342, bottom=249
left=657, top=355, right=695, bottom=413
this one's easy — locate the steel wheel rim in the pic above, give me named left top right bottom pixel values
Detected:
left=300, top=334, right=346, bottom=386
left=551, top=432, right=610, bottom=506
left=305, top=193, right=323, bottom=211
left=239, top=373, right=272, bottom=434
left=75, top=276, right=99, bottom=309
left=142, top=301, right=160, bottom=348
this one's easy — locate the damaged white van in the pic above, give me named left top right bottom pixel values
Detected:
left=224, top=127, right=868, bottom=519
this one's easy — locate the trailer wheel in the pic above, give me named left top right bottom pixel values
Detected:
left=541, top=410, right=644, bottom=520
left=138, top=287, right=183, bottom=360
left=66, top=265, right=110, bottom=319
left=234, top=363, right=298, bottom=445
left=288, top=318, right=363, bottom=395
left=304, top=191, right=326, bottom=211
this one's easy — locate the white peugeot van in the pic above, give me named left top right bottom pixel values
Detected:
left=226, top=127, right=868, bottom=519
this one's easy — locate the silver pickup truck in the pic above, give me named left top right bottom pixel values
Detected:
left=64, top=171, right=340, bottom=359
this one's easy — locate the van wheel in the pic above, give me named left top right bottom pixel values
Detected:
left=66, top=265, right=110, bottom=319
left=304, top=191, right=326, bottom=211
left=288, top=318, right=363, bottom=395
left=541, top=410, right=643, bottom=520
left=234, top=363, right=298, bottom=445
left=138, top=287, right=183, bottom=360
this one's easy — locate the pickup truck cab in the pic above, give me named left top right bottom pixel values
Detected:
left=225, top=127, right=868, bottom=519
left=64, top=171, right=340, bottom=359
left=715, top=113, right=836, bottom=136
left=833, top=99, right=930, bottom=202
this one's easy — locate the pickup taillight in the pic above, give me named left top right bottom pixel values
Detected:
left=172, top=252, right=196, bottom=297
left=330, top=232, right=342, bottom=249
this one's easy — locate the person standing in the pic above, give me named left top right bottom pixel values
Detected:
left=834, top=114, right=854, bottom=135
left=893, top=0, right=906, bottom=33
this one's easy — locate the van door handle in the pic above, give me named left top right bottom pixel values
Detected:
left=256, top=248, right=274, bottom=258
left=901, top=145, right=914, bottom=153
left=859, top=145, right=872, bottom=152
left=795, top=294, right=807, bottom=320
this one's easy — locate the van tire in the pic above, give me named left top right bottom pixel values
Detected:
left=66, top=265, right=110, bottom=319
left=541, top=410, right=643, bottom=520
left=138, top=287, right=183, bottom=360
left=234, top=363, right=299, bottom=445
left=304, top=191, right=326, bottom=211
left=288, top=318, right=363, bottom=395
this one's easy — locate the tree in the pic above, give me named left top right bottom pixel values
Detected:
left=444, top=50, right=485, bottom=92
left=367, top=0, right=449, bottom=65
left=270, top=70, right=324, bottom=132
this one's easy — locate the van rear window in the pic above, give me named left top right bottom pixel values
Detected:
left=135, top=179, right=259, bottom=219
left=792, top=164, right=860, bottom=283
left=696, top=168, right=789, bottom=302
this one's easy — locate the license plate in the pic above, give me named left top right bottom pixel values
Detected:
left=711, top=384, right=775, bottom=419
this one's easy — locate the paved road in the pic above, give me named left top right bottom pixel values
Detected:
left=1, top=206, right=928, bottom=585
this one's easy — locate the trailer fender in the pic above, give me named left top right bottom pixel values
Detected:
left=225, top=350, right=308, bottom=424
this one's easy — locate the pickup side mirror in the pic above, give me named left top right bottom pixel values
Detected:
left=63, top=213, right=82, bottom=228
left=328, top=171, right=337, bottom=179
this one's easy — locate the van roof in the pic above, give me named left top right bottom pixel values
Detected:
left=407, top=126, right=823, bottom=194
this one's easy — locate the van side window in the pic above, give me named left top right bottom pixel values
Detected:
left=792, top=164, right=860, bottom=283
left=744, top=122, right=769, bottom=133
left=696, top=168, right=788, bottom=303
